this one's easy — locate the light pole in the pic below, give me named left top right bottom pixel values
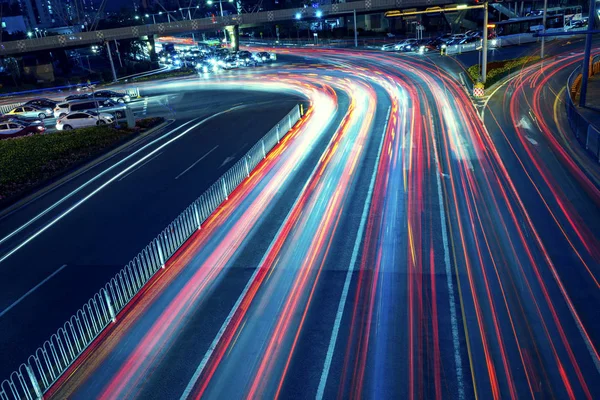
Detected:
left=179, top=6, right=200, bottom=20
left=481, top=2, right=489, bottom=83
left=207, top=0, right=233, bottom=45
left=540, top=0, right=548, bottom=58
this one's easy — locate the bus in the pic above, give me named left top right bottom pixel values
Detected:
left=489, top=6, right=585, bottom=46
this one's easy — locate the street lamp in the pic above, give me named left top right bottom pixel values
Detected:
left=207, top=0, right=234, bottom=44
left=295, top=12, right=301, bottom=20
left=27, top=31, right=32, bottom=38
left=316, top=10, right=323, bottom=18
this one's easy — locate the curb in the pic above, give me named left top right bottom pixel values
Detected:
left=0, top=119, right=172, bottom=218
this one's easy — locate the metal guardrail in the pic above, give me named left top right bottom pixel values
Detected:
left=0, top=104, right=302, bottom=400
left=566, top=54, right=600, bottom=163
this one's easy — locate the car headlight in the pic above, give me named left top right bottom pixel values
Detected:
left=36, top=125, right=44, bottom=130
left=46, top=108, right=52, bottom=113
left=160, top=57, right=166, bottom=62
left=441, top=44, right=447, bottom=49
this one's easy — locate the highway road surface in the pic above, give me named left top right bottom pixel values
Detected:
left=0, top=87, right=304, bottom=379
left=3, top=46, right=600, bottom=399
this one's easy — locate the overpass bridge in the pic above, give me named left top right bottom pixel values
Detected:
left=0, top=0, right=456, bottom=56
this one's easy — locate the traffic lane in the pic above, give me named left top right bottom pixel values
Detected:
left=453, top=74, right=600, bottom=397
left=0, top=89, right=293, bottom=265
left=46, top=85, right=342, bottom=399
left=188, top=80, right=380, bottom=399
left=0, top=95, right=302, bottom=380
left=484, top=55, right=600, bottom=345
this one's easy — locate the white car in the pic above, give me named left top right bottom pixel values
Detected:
left=5, top=105, right=53, bottom=120
left=56, top=111, right=114, bottom=130
left=381, top=43, right=397, bottom=51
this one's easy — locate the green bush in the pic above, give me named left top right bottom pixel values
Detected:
left=467, top=55, right=540, bottom=88
left=0, top=117, right=164, bottom=201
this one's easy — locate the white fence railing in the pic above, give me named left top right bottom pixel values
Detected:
left=0, top=104, right=302, bottom=400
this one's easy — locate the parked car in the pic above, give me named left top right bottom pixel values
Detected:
left=381, top=43, right=398, bottom=51
left=56, top=111, right=114, bottom=130
left=255, top=51, right=275, bottom=62
left=65, top=93, right=90, bottom=101
left=219, top=56, right=239, bottom=69
left=54, top=99, right=126, bottom=119
left=23, top=98, right=58, bottom=109
left=0, top=120, right=45, bottom=139
left=5, top=105, right=52, bottom=120
left=93, top=90, right=131, bottom=103
left=397, top=39, right=419, bottom=52
left=459, top=36, right=481, bottom=45
left=236, top=50, right=257, bottom=66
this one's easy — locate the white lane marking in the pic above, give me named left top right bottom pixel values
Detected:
left=430, top=116, right=465, bottom=399
left=175, top=146, right=219, bottom=180
left=316, top=106, right=391, bottom=400
left=0, top=109, right=239, bottom=265
left=118, top=152, right=163, bottom=182
left=0, top=264, right=67, bottom=318
left=180, top=104, right=339, bottom=400
left=0, top=119, right=193, bottom=248
left=219, top=156, right=235, bottom=168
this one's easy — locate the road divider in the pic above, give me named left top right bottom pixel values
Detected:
left=0, top=104, right=303, bottom=400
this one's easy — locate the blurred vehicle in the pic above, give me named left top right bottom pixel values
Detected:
left=195, top=60, right=214, bottom=73
left=23, top=98, right=58, bottom=109
left=54, top=99, right=126, bottom=119
left=236, top=51, right=257, bottom=66
left=255, top=51, right=274, bottom=62
left=56, top=111, right=114, bottom=130
left=416, top=39, right=438, bottom=53
left=0, top=114, right=42, bottom=125
left=459, top=36, right=481, bottom=44
left=65, top=93, right=90, bottom=101
left=220, top=56, right=239, bottom=69
left=381, top=43, right=398, bottom=51
left=0, top=120, right=45, bottom=139
left=5, top=105, right=52, bottom=120
left=464, top=30, right=481, bottom=37
left=397, top=39, right=419, bottom=52
left=93, top=90, right=131, bottom=103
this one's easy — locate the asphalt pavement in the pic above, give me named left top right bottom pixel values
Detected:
left=3, top=45, right=600, bottom=400
left=0, top=88, right=303, bottom=380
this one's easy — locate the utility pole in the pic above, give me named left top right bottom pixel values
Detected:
left=481, top=2, right=489, bottom=83
left=114, top=40, right=123, bottom=68
left=579, top=0, right=596, bottom=106
left=353, top=9, right=358, bottom=47
left=540, top=0, right=548, bottom=58
left=105, top=41, right=117, bottom=82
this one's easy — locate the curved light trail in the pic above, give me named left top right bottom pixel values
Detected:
left=44, top=47, right=600, bottom=400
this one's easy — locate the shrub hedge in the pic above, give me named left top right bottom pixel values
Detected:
left=0, top=117, right=164, bottom=202
left=467, top=55, right=540, bottom=88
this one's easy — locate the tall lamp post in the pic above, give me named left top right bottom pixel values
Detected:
left=207, top=0, right=233, bottom=44
left=179, top=6, right=201, bottom=20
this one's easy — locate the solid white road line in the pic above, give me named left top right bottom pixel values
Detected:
left=0, top=119, right=195, bottom=248
left=0, top=264, right=67, bottom=318
left=175, top=146, right=219, bottom=180
left=315, top=106, right=390, bottom=400
left=430, top=116, right=465, bottom=399
left=117, top=152, right=163, bottom=182
left=179, top=103, right=338, bottom=400
left=0, top=109, right=239, bottom=265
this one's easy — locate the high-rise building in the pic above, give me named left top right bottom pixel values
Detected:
left=18, top=0, right=97, bottom=29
